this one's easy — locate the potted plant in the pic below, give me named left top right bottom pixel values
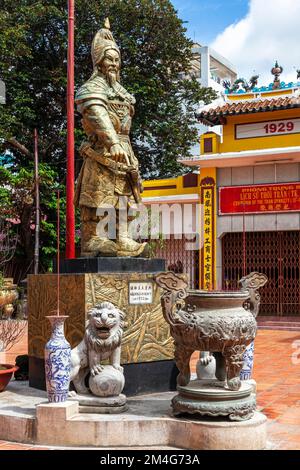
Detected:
left=0, top=218, right=26, bottom=391
left=0, top=363, right=19, bottom=392
left=0, top=318, right=27, bottom=392
left=0, top=219, right=18, bottom=318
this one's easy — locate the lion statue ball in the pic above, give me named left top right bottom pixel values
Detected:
left=89, top=365, right=125, bottom=397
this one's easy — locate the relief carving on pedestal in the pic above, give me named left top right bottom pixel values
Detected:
left=85, top=274, right=174, bottom=364
left=28, top=273, right=174, bottom=364
left=28, top=274, right=86, bottom=358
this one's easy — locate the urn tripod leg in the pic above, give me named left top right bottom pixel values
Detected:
left=214, top=352, right=226, bottom=382
left=224, top=347, right=245, bottom=391
left=175, top=344, right=194, bottom=387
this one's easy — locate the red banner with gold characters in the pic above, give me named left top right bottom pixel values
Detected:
left=219, top=182, right=300, bottom=215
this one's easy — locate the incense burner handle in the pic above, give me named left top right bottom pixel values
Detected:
left=239, top=272, right=268, bottom=318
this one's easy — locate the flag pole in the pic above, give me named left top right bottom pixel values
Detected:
left=33, top=128, right=40, bottom=274
left=57, top=190, right=60, bottom=316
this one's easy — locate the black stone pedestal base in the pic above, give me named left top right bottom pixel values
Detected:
left=29, top=356, right=178, bottom=396
left=54, top=257, right=165, bottom=274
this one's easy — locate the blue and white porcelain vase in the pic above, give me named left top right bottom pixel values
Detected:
left=45, top=315, right=71, bottom=403
left=240, top=341, right=255, bottom=381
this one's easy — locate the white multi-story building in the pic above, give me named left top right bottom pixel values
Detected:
left=189, top=44, right=237, bottom=157
left=190, top=43, right=237, bottom=92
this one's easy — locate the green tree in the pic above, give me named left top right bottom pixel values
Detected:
left=0, top=163, right=64, bottom=273
left=0, top=0, right=217, bottom=268
left=0, top=0, right=216, bottom=175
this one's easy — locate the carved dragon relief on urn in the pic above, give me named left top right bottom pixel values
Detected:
left=196, top=271, right=268, bottom=382
left=156, top=272, right=257, bottom=391
left=75, top=18, right=148, bottom=258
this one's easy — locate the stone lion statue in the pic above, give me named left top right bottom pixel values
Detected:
left=70, top=301, right=125, bottom=395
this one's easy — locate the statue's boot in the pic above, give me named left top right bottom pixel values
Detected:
left=116, top=236, right=149, bottom=257
left=81, top=213, right=117, bottom=257
left=83, top=236, right=118, bottom=257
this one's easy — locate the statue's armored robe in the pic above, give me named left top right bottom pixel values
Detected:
left=75, top=74, right=146, bottom=256
left=75, top=75, right=139, bottom=209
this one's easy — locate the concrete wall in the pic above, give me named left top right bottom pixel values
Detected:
left=216, top=163, right=300, bottom=288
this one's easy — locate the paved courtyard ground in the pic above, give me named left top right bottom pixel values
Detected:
left=0, top=328, right=299, bottom=450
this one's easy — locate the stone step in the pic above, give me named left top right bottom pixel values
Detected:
left=258, top=318, right=300, bottom=331
left=0, top=382, right=267, bottom=450
left=258, top=325, right=300, bottom=331
left=258, top=321, right=300, bottom=326
left=258, top=316, right=300, bottom=322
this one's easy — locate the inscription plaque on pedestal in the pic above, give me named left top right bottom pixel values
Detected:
left=129, top=282, right=153, bottom=305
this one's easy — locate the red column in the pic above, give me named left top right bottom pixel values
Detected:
left=34, top=129, right=40, bottom=274
left=66, top=0, right=75, bottom=259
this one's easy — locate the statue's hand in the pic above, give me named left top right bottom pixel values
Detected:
left=79, top=141, right=91, bottom=158
left=110, top=143, right=129, bottom=163
left=112, top=364, right=123, bottom=373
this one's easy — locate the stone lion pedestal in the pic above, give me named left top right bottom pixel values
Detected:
left=28, top=257, right=178, bottom=396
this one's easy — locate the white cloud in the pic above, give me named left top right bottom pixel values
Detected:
left=211, top=0, right=300, bottom=86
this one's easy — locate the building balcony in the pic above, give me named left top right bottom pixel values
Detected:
left=179, top=145, right=300, bottom=169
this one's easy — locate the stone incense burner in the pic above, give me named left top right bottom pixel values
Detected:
left=185, top=289, right=256, bottom=391
left=156, top=271, right=268, bottom=421
left=156, top=272, right=255, bottom=391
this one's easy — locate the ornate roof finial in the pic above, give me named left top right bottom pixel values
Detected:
left=249, top=74, right=259, bottom=89
left=271, top=60, right=283, bottom=89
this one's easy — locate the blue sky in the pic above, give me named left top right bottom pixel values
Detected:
left=170, top=0, right=299, bottom=85
left=171, top=0, right=249, bottom=44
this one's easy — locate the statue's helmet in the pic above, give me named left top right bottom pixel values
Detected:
left=91, top=18, right=120, bottom=68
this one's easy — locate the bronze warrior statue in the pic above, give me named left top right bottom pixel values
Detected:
left=75, top=19, right=148, bottom=257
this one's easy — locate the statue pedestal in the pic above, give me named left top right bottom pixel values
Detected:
left=53, top=256, right=165, bottom=274
left=69, top=393, right=127, bottom=414
left=172, top=379, right=256, bottom=421
left=28, top=257, right=178, bottom=396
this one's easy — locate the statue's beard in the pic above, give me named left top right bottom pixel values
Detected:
left=106, top=70, right=119, bottom=87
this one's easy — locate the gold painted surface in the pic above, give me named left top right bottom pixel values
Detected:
left=28, top=273, right=174, bottom=363
left=85, top=273, right=174, bottom=364
left=75, top=20, right=147, bottom=257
